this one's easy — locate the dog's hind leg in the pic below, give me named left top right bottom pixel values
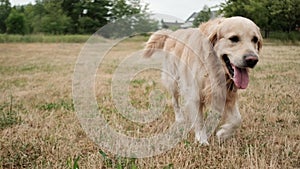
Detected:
left=166, top=77, right=182, bottom=122
left=162, top=71, right=184, bottom=122
left=172, top=87, right=184, bottom=122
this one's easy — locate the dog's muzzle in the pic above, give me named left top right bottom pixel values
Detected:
left=244, top=54, right=259, bottom=68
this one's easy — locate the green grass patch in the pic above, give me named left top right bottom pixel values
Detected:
left=0, top=34, right=90, bottom=43
left=0, top=33, right=149, bottom=43
left=266, top=31, right=300, bottom=45
left=99, top=150, right=138, bottom=169
left=67, top=156, right=80, bottom=169
left=269, top=31, right=300, bottom=41
left=0, top=96, right=22, bottom=130
left=38, top=100, right=74, bottom=112
left=1, top=32, right=299, bottom=44
left=0, top=64, right=55, bottom=77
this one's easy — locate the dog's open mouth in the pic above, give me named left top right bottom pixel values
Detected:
left=222, top=55, right=249, bottom=89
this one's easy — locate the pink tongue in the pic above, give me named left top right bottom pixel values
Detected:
left=233, top=66, right=249, bottom=89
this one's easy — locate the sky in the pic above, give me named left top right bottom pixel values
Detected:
left=9, top=0, right=224, bottom=21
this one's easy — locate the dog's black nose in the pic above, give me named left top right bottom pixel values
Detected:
left=244, top=55, right=259, bottom=68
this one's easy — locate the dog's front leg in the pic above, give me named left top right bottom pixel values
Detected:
left=184, top=99, right=208, bottom=145
left=216, top=103, right=242, bottom=141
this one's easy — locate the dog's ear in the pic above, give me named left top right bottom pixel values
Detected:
left=199, top=18, right=224, bottom=47
left=257, top=28, right=263, bottom=52
left=208, top=31, right=218, bottom=46
left=258, top=38, right=262, bottom=52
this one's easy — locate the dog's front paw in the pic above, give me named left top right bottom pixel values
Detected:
left=216, top=128, right=233, bottom=142
left=195, top=130, right=209, bottom=146
left=199, top=139, right=209, bottom=146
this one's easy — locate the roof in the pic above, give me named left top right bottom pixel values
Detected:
left=185, top=12, right=199, bottom=23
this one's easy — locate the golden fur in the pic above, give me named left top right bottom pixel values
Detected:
left=143, top=16, right=263, bottom=144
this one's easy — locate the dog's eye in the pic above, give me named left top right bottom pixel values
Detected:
left=229, top=36, right=239, bottom=43
left=252, top=36, right=258, bottom=43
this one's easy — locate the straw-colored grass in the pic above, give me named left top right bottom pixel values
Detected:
left=0, top=39, right=299, bottom=168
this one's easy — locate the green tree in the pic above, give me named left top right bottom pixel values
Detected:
left=40, top=0, right=71, bottom=34
left=100, top=0, right=157, bottom=38
left=5, top=8, right=27, bottom=34
left=0, top=0, right=11, bottom=33
left=77, top=16, right=99, bottom=34
left=221, top=0, right=300, bottom=37
left=193, top=5, right=211, bottom=27
left=4, top=0, right=157, bottom=35
left=79, top=0, right=110, bottom=34
left=110, top=0, right=144, bottom=21
left=61, top=0, right=81, bottom=33
left=24, top=4, right=36, bottom=34
left=221, top=0, right=278, bottom=37
left=270, top=0, right=300, bottom=32
left=22, top=0, right=71, bottom=34
left=247, top=0, right=272, bottom=38
left=24, top=1, right=47, bottom=33
left=62, top=0, right=111, bottom=34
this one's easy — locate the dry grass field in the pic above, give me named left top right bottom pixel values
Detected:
left=0, top=38, right=299, bottom=168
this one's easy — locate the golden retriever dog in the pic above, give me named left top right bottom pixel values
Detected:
left=143, top=16, right=263, bottom=144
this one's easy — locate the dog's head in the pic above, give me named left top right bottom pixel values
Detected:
left=202, top=17, right=263, bottom=90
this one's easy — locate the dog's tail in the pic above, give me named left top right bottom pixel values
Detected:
left=143, top=30, right=172, bottom=58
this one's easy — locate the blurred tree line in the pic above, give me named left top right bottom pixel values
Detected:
left=0, top=0, right=158, bottom=36
left=194, top=0, right=300, bottom=38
